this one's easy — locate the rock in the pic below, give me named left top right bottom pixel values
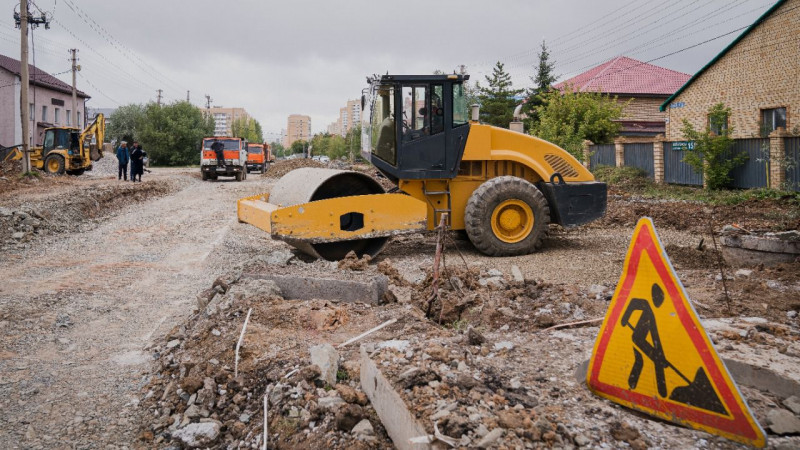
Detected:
left=493, top=341, right=514, bottom=351
left=309, top=343, right=339, bottom=386
left=783, top=396, right=800, bottom=415
left=788, top=311, right=798, bottom=320
left=479, top=276, right=506, bottom=289
left=336, top=384, right=367, bottom=405
left=172, top=422, right=221, bottom=448
left=735, top=269, right=753, bottom=278
left=766, top=280, right=782, bottom=290
left=400, top=368, right=440, bottom=389
left=497, top=409, right=530, bottom=429
left=767, top=409, right=800, bottom=435
left=298, top=364, right=321, bottom=382
left=166, top=339, right=180, bottom=349
left=610, top=421, right=640, bottom=443
left=426, top=345, right=449, bottom=361
left=196, top=288, right=217, bottom=310
left=318, top=395, right=346, bottom=410
left=0, top=207, right=12, bottom=217
left=240, top=278, right=282, bottom=298
left=180, top=376, right=203, bottom=395
left=239, top=413, right=250, bottom=423
left=467, top=326, right=486, bottom=345
left=498, top=307, right=515, bottom=318
left=510, top=265, right=524, bottom=283
left=574, top=433, right=591, bottom=447
left=11, top=231, right=26, bottom=240
left=388, top=285, right=412, bottom=304
left=376, top=340, right=410, bottom=352
left=487, top=269, right=503, bottom=277
left=477, top=428, right=504, bottom=448
left=335, top=404, right=364, bottom=432
left=263, top=249, right=295, bottom=266
left=351, top=419, right=375, bottom=441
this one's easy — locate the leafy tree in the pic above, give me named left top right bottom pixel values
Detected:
left=107, top=104, right=145, bottom=145
left=680, top=103, right=746, bottom=190
left=231, top=117, right=264, bottom=143
left=270, top=141, right=285, bottom=158
left=138, top=101, right=214, bottom=166
left=531, top=85, right=624, bottom=160
left=521, top=41, right=558, bottom=131
left=290, top=140, right=307, bottom=155
left=476, top=62, right=523, bottom=128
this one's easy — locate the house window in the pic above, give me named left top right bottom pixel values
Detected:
left=42, top=105, right=48, bottom=122
left=77, top=112, right=82, bottom=128
left=708, top=112, right=728, bottom=135
left=66, top=110, right=71, bottom=126
left=55, top=108, right=60, bottom=124
left=29, top=103, right=34, bottom=119
left=761, top=107, right=787, bottom=135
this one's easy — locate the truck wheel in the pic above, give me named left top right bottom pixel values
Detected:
left=44, top=154, right=65, bottom=175
left=464, top=176, right=550, bottom=256
left=261, top=163, right=267, bottom=174
left=235, top=171, right=243, bottom=182
left=201, top=171, right=208, bottom=181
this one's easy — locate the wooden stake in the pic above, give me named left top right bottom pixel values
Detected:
left=234, top=308, right=253, bottom=379
left=426, top=213, right=448, bottom=320
left=337, top=318, right=398, bottom=349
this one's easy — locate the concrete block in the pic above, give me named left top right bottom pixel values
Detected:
left=360, top=346, right=435, bottom=450
left=243, top=273, right=388, bottom=304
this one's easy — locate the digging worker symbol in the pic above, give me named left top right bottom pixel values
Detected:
left=620, top=283, right=727, bottom=414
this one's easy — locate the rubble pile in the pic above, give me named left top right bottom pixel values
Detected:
left=266, top=159, right=324, bottom=178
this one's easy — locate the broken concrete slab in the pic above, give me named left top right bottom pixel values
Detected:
left=720, top=233, right=800, bottom=267
left=243, top=272, right=388, bottom=304
left=360, top=346, right=433, bottom=450
left=310, top=344, right=339, bottom=386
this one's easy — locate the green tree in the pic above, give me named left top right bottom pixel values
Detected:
left=231, top=117, right=264, bottom=143
left=531, top=85, right=624, bottom=159
left=521, top=41, right=558, bottom=131
left=476, top=62, right=523, bottom=128
left=107, top=104, right=145, bottom=144
left=680, top=103, right=746, bottom=190
left=270, top=141, right=285, bottom=158
left=138, top=101, right=214, bottom=166
left=290, top=140, right=307, bottom=155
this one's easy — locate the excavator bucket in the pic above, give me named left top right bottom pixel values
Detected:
left=237, top=168, right=427, bottom=260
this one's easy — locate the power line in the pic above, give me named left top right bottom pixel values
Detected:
left=78, top=71, right=119, bottom=105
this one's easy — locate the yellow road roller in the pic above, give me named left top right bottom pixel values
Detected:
left=238, top=74, right=607, bottom=260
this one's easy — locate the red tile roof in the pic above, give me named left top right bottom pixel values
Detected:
left=554, top=56, right=691, bottom=96
left=0, top=53, right=89, bottom=98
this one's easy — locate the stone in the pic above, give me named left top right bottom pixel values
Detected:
left=166, top=339, right=180, bottom=349
left=12, top=231, right=26, bottom=240
left=263, top=249, right=295, bottom=266
left=180, top=376, right=203, bottom=394
left=766, top=280, right=782, bottom=289
left=476, top=428, right=504, bottom=448
left=310, top=343, right=339, bottom=386
left=610, top=421, right=640, bottom=443
left=318, top=395, right=346, bottom=409
left=498, top=307, right=515, bottom=318
left=0, top=207, right=12, bottom=217
left=767, top=409, right=800, bottom=435
left=574, top=433, right=591, bottom=447
left=351, top=418, right=375, bottom=441
left=298, top=364, right=321, bottom=381
left=335, top=404, right=364, bottom=432
left=493, top=341, right=514, bottom=351
left=239, top=413, right=250, bottom=423
left=486, top=269, right=503, bottom=277
left=388, top=285, right=413, bottom=304
left=479, top=276, right=506, bottom=289
left=171, top=422, right=221, bottom=448
left=783, top=396, right=800, bottom=415
left=510, top=265, right=524, bottom=283
left=735, top=269, right=753, bottom=277
left=426, top=345, right=449, bottom=361
left=376, top=340, right=410, bottom=352
left=336, top=384, right=366, bottom=405
left=467, top=326, right=486, bottom=345
left=788, top=311, right=798, bottom=319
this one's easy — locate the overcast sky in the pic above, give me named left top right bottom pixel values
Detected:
left=0, top=0, right=778, bottom=140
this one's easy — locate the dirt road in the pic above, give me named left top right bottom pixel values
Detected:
left=0, top=169, right=274, bottom=448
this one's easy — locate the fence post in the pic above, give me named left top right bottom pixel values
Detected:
left=583, top=140, right=593, bottom=169
left=769, top=127, right=788, bottom=189
left=614, top=137, right=625, bottom=167
left=653, top=134, right=665, bottom=184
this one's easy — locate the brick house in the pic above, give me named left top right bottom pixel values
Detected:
left=661, top=0, right=799, bottom=140
left=554, top=56, right=690, bottom=137
left=0, top=54, right=90, bottom=147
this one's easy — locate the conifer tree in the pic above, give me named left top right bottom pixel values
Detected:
left=476, top=62, right=523, bottom=128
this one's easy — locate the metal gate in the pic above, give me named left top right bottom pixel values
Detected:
left=589, top=144, right=616, bottom=168
left=727, top=138, right=769, bottom=189
left=786, top=137, right=800, bottom=192
left=623, top=143, right=654, bottom=178
left=664, top=142, right=703, bottom=186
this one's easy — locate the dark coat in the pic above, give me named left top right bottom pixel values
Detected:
left=130, top=147, right=144, bottom=175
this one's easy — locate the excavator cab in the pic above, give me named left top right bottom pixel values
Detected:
left=42, top=128, right=80, bottom=157
left=362, top=74, right=471, bottom=182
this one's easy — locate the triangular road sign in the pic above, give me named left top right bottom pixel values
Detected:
left=587, top=218, right=766, bottom=447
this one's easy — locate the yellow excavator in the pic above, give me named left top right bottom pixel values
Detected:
left=238, top=74, right=606, bottom=260
left=3, top=114, right=105, bottom=175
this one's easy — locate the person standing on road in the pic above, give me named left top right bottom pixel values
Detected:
left=130, top=143, right=144, bottom=182
left=115, top=141, right=130, bottom=181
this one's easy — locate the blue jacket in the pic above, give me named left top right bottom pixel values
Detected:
left=116, top=146, right=130, bottom=164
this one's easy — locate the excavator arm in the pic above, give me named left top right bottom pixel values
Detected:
left=80, top=113, right=105, bottom=162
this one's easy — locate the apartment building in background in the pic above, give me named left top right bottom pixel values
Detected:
left=206, top=107, right=251, bottom=137
left=326, top=99, right=362, bottom=137
left=284, top=114, right=312, bottom=147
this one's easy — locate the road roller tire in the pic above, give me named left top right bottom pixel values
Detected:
left=464, top=176, right=550, bottom=256
left=44, top=154, right=65, bottom=175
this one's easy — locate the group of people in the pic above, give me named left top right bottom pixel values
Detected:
left=115, top=141, right=147, bottom=182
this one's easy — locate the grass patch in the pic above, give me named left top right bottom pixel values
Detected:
left=19, top=170, right=42, bottom=179
left=592, top=165, right=800, bottom=206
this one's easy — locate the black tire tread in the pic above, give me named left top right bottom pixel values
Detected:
left=464, top=176, right=550, bottom=256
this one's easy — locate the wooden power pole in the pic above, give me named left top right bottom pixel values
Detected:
left=157, top=89, right=163, bottom=106
left=19, top=0, right=31, bottom=173
left=70, top=48, right=78, bottom=127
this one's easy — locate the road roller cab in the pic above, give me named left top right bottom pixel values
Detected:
left=238, top=73, right=607, bottom=260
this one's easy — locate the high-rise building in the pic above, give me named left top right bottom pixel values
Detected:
left=284, top=114, right=312, bottom=147
left=206, top=107, right=251, bottom=137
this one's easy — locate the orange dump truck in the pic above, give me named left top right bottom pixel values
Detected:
left=201, top=137, right=248, bottom=181
left=246, top=143, right=268, bottom=174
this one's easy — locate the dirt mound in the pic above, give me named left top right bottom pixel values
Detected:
left=266, top=158, right=324, bottom=178
left=0, top=179, right=177, bottom=249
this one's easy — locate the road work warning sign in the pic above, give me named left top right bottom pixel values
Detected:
left=586, top=218, right=766, bottom=447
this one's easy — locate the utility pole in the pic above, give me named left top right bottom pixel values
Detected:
left=70, top=48, right=78, bottom=127
left=156, top=89, right=163, bottom=106
left=186, top=90, right=190, bottom=103
left=205, top=94, right=212, bottom=110
left=18, top=0, right=31, bottom=173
